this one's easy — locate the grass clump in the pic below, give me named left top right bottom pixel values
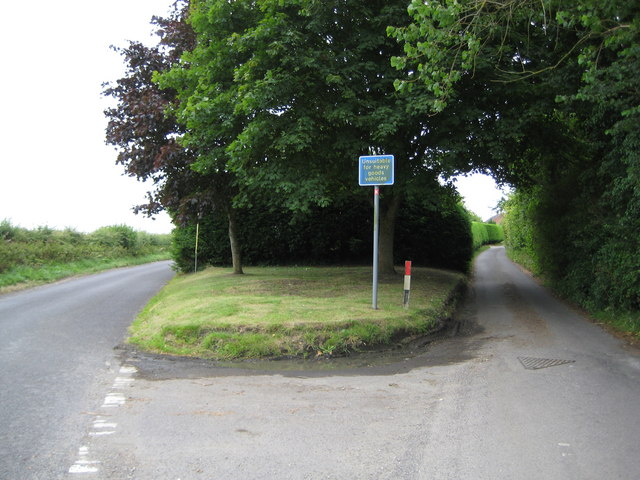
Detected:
left=593, top=310, right=640, bottom=343
left=129, top=265, right=465, bottom=360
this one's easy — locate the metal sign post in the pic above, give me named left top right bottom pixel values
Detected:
left=359, top=155, right=394, bottom=310
left=372, top=186, right=380, bottom=309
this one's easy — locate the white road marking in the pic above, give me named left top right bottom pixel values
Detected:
left=89, top=430, right=116, bottom=436
left=93, top=419, right=118, bottom=429
left=69, top=446, right=100, bottom=474
left=102, top=392, right=126, bottom=407
left=113, top=376, right=134, bottom=388
left=68, top=364, right=138, bottom=475
left=69, top=464, right=100, bottom=474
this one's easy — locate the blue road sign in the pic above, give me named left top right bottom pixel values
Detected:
left=359, top=155, right=395, bottom=186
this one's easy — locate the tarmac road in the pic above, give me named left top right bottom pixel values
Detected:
left=75, top=247, right=640, bottom=479
left=0, top=261, right=175, bottom=480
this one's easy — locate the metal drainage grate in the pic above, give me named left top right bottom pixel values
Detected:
left=518, top=357, right=575, bottom=370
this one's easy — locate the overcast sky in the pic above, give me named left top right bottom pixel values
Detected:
left=0, top=1, right=507, bottom=234
left=0, top=0, right=175, bottom=233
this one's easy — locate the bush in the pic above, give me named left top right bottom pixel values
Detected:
left=471, top=222, right=504, bottom=249
left=395, top=200, right=473, bottom=271
left=171, top=200, right=373, bottom=273
left=172, top=187, right=474, bottom=273
left=503, top=171, right=640, bottom=312
left=0, top=221, right=170, bottom=274
left=1, top=219, right=24, bottom=241
left=91, top=225, right=138, bottom=252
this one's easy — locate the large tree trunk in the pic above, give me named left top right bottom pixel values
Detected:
left=378, top=192, right=401, bottom=275
left=227, top=208, right=243, bottom=275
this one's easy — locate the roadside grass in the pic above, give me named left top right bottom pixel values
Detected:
left=505, top=246, right=640, bottom=343
left=0, top=221, right=172, bottom=293
left=129, top=265, right=466, bottom=360
left=505, top=248, right=539, bottom=276
left=0, top=253, right=171, bottom=293
left=593, top=310, right=640, bottom=343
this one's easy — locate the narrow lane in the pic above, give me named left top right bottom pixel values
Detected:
left=0, top=261, right=174, bottom=480
left=410, top=246, right=640, bottom=479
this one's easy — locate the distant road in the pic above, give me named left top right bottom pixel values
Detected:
left=0, top=261, right=174, bottom=480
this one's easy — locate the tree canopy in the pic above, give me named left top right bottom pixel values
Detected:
left=389, top=0, right=638, bottom=183
left=390, top=0, right=639, bottom=310
left=105, top=0, right=638, bottom=311
left=104, top=1, right=251, bottom=272
left=105, top=0, right=476, bottom=275
left=155, top=0, right=466, bottom=274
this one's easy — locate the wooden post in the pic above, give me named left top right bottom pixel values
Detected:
left=194, top=222, right=200, bottom=273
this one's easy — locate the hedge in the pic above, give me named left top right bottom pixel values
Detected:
left=471, top=222, right=504, bottom=250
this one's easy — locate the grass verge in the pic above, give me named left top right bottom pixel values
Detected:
left=129, top=265, right=466, bottom=360
left=593, top=310, right=640, bottom=344
left=505, top=247, right=639, bottom=343
left=0, top=253, right=171, bottom=294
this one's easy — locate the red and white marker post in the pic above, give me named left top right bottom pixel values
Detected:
left=403, top=261, right=412, bottom=308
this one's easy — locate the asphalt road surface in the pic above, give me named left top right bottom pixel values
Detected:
left=0, top=261, right=175, bottom=480
left=3, top=249, right=640, bottom=479
left=82, top=247, right=639, bottom=480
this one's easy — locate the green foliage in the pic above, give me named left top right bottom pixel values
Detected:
left=503, top=179, right=640, bottom=311
left=91, top=225, right=138, bottom=251
left=156, top=0, right=461, bottom=273
left=486, top=224, right=504, bottom=243
left=388, top=0, right=483, bottom=111
left=171, top=215, right=232, bottom=272
left=390, top=0, right=639, bottom=317
left=171, top=200, right=372, bottom=272
left=501, top=192, right=541, bottom=274
left=471, top=222, right=504, bottom=250
left=171, top=187, right=474, bottom=273
left=89, top=225, right=171, bottom=257
left=0, top=220, right=170, bottom=287
left=395, top=197, right=473, bottom=271
left=390, top=1, right=638, bottom=113
left=470, top=224, right=488, bottom=250
left=1, top=219, right=24, bottom=242
left=594, top=310, right=640, bottom=341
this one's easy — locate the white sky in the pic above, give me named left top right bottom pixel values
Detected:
left=454, top=173, right=510, bottom=221
left=0, top=1, right=506, bottom=234
left=0, top=0, right=175, bottom=234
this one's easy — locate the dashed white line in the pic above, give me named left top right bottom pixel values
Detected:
left=119, top=365, right=137, bottom=375
left=89, top=430, right=116, bottom=436
left=113, top=376, right=134, bottom=388
left=102, top=392, right=126, bottom=408
left=93, top=419, right=118, bottom=429
left=68, top=364, right=138, bottom=475
left=69, top=446, right=100, bottom=474
left=69, top=464, right=100, bottom=474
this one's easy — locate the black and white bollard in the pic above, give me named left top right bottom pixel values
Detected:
left=403, top=261, right=412, bottom=308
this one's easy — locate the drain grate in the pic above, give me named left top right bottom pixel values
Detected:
left=518, top=356, right=575, bottom=370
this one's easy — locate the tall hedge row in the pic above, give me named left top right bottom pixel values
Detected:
left=503, top=183, right=640, bottom=312
left=172, top=193, right=474, bottom=273
left=0, top=221, right=170, bottom=273
left=471, top=222, right=504, bottom=250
